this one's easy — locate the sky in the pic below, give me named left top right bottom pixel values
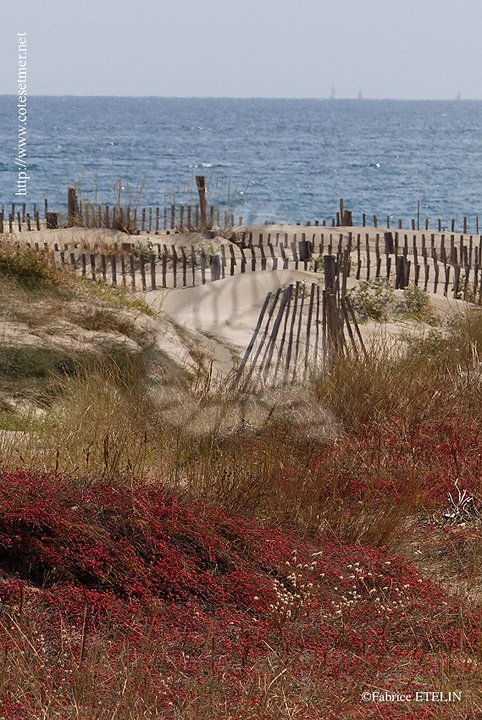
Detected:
left=2, top=0, right=482, bottom=99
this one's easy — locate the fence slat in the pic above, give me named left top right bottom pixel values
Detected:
left=150, top=255, right=156, bottom=290
left=232, top=292, right=273, bottom=389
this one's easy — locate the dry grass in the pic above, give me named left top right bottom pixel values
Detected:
left=3, top=305, right=482, bottom=545
left=3, top=251, right=482, bottom=716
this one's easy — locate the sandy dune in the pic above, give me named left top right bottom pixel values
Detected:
left=145, top=269, right=319, bottom=378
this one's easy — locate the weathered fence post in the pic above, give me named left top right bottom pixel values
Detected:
left=171, top=246, right=178, bottom=288
left=210, top=254, right=221, bottom=281
left=181, top=247, right=187, bottom=286
left=111, top=255, right=117, bottom=285
left=67, top=187, right=80, bottom=227
left=196, top=176, right=207, bottom=230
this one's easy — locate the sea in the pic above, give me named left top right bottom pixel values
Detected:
left=1, top=96, right=482, bottom=229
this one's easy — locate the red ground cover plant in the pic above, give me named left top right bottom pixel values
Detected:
left=0, top=470, right=481, bottom=719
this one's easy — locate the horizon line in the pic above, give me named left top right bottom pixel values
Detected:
left=0, top=93, right=478, bottom=101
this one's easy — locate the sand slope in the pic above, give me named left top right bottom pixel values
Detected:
left=145, top=270, right=320, bottom=377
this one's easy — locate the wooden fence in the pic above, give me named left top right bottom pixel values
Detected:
left=233, top=228, right=482, bottom=302
left=252, top=198, right=480, bottom=234
left=231, top=274, right=366, bottom=391
left=0, top=203, right=236, bottom=236
left=6, top=226, right=482, bottom=302
left=0, top=181, right=238, bottom=235
left=3, top=193, right=480, bottom=237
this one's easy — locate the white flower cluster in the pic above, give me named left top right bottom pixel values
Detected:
left=331, top=562, right=412, bottom=619
left=268, top=549, right=320, bottom=628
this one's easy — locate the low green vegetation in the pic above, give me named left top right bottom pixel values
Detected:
left=348, top=278, right=394, bottom=320
left=79, top=278, right=156, bottom=316
left=348, top=279, right=439, bottom=324
left=395, top=284, right=440, bottom=324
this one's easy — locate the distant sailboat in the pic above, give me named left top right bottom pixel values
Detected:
left=455, top=91, right=461, bottom=101
left=357, top=90, right=363, bottom=100
left=330, top=85, right=336, bottom=100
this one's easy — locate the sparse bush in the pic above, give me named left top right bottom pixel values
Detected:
left=347, top=278, right=394, bottom=321
left=349, top=280, right=439, bottom=325
left=194, top=237, right=222, bottom=263
left=134, top=239, right=155, bottom=258
left=79, top=279, right=156, bottom=316
left=397, top=285, right=439, bottom=324
left=308, top=254, right=324, bottom=271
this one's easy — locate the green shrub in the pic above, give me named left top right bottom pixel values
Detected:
left=349, top=281, right=439, bottom=325
left=347, top=279, right=394, bottom=321
left=397, top=286, right=439, bottom=325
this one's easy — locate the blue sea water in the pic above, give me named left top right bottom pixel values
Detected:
left=1, top=96, right=482, bottom=228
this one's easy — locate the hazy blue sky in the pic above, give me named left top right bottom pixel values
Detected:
left=2, top=0, right=482, bottom=98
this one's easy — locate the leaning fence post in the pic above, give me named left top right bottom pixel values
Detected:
left=284, top=283, right=300, bottom=384
left=241, top=289, right=282, bottom=391
left=291, top=285, right=306, bottom=382
left=257, top=287, right=291, bottom=388
left=231, top=292, right=273, bottom=389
